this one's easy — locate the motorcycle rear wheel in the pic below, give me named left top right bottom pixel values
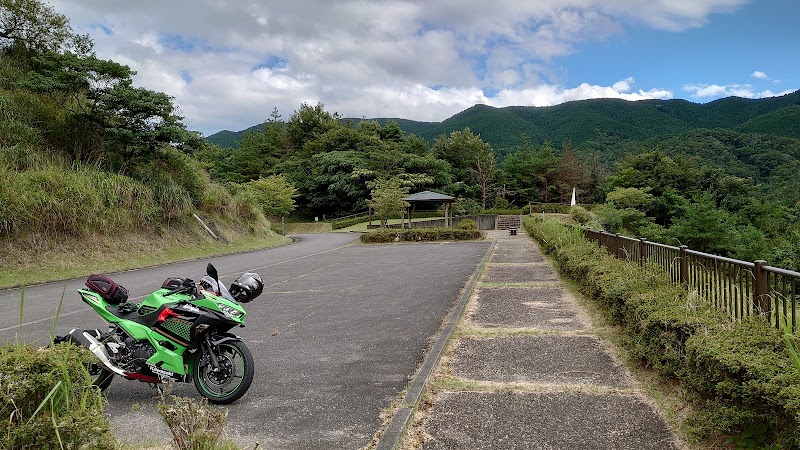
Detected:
left=89, top=363, right=114, bottom=391
left=193, top=340, right=254, bottom=404
left=55, top=333, right=114, bottom=391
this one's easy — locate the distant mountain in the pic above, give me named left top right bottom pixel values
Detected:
left=205, top=90, right=800, bottom=153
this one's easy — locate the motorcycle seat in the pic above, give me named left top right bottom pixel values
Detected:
left=105, top=303, right=159, bottom=328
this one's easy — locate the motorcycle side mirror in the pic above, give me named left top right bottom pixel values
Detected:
left=206, top=263, right=221, bottom=295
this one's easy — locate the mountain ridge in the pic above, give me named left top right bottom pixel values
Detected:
left=205, top=90, right=800, bottom=152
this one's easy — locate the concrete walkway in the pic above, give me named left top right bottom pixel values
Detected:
left=401, top=231, right=683, bottom=450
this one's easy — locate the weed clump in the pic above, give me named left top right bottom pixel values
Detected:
left=157, top=396, right=236, bottom=450
left=0, top=343, right=116, bottom=449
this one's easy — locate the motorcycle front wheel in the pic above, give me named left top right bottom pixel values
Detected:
left=192, top=340, right=254, bottom=404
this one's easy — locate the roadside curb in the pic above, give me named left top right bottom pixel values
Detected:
left=375, top=239, right=495, bottom=450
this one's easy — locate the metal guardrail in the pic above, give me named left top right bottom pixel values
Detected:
left=584, top=229, right=799, bottom=333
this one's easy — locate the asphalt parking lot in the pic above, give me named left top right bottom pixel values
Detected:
left=1, top=233, right=492, bottom=449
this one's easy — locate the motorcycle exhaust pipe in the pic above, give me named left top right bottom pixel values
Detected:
left=65, top=329, right=127, bottom=377
left=82, top=331, right=128, bottom=376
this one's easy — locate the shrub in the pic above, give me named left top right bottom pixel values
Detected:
left=570, top=205, right=591, bottom=225
left=0, top=343, right=116, bottom=449
left=458, top=218, right=478, bottom=230
left=331, top=214, right=371, bottom=230
left=529, top=203, right=573, bottom=214
left=200, top=182, right=235, bottom=217
left=360, top=228, right=482, bottom=243
left=480, top=208, right=525, bottom=215
left=684, top=320, right=800, bottom=444
left=523, top=216, right=800, bottom=447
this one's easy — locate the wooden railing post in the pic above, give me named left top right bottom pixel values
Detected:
left=753, top=260, right=771, bottom=319
left=639, top=238, right=647, bottom=267
left=679, top=245, right=688, bottom=285
left=614, top=233, right=621, bottom=259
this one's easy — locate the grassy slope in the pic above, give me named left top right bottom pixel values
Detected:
left=0, top=223, right=291, bottom=289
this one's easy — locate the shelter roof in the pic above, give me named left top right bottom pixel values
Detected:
left=404, top=190, right=456, bottom=203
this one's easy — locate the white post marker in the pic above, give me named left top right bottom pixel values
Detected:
left=570, top=187, right=577, bottom=206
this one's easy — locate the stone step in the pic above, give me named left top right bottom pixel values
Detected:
left=448, top=336, right=631, bottom=388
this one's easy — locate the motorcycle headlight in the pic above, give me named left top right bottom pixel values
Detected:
left=217, top=303, right=244, bottom=320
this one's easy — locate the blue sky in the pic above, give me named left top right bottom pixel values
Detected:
left=50, top=0, right=798, bottom=135
left=562, top=0, right=797, bottom=97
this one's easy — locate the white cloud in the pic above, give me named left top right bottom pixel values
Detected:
left=47, top=0, right=749, bottom=134
left=751, top=70, right=768, bottom=79
left=490, top=79, right=672, bottom=108
left=683, top=83, right=795, bottom=99
left=612, top=77, right=636, bottom=93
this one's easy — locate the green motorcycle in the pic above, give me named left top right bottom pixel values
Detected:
left=56, top=264, right=263, bottom=404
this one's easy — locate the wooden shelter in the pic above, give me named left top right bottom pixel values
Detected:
left=401, top=190, right=456, bottom=228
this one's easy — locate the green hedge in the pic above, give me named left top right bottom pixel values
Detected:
left=523, top=217, right=800, bottom=448
left=0, top=343, right=116, bottom=449
left=360, top=228, right=483, bottom=243
left=528, top=204, right=573, bottom=214
left=480, top=208, right=526, bottom=215
left=331, top=215, right=370, bottom=230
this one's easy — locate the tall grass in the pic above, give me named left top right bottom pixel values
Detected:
left=0, top=161, right=158, bottom=236
left=2, top=293, right=116, bottom=449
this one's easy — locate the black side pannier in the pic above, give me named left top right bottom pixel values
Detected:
left=85, top=274, right=129, bottom=305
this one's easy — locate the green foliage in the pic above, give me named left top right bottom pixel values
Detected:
left=0, top=161, right=160, bottom=236
left=523, top=217, right=800, bottom=446
left=0, top=0, right=85, bottom=53
left=0, top=343, right=116, bottom=449
left=529, top=203, right=573, bottom=214
left=431, top=128, right=496, bottom=207
left=244, top=174, right=297, bottom=218
left=452, top=197, right=481, bottom=216
left=480, top=208, right=525, bottom=215
left=570, top=205, right=591, bottom=225
left=360, top=228, right=482, bottom=243
left=0, top=3, right=268, bottom=245
left=330, top=213, right=370, bottom=230
left=685, top=320, right=800, bottom=446
left=458, top=218, right=478, bottom=230
left=286, top=102, right=339, bottom=150
left=368, top=177, right=410, bottom=228
left=605, top=187, right=654, bottom=211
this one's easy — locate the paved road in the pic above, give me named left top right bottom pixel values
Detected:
left=1, top=233, right=492, bottom=449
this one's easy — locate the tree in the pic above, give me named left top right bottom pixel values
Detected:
left=368, top=177, right=410, bottom=229
left=232, top=125, right=282, bottom=181
left=554, top=141, right=589, bottom=203
left=605, top=187, right=654, bottom=211
left=245, top=175, right=297, bottom=218
left=379, top=120, right=404, bottom=143
left=472, top=142, right=495, bottom=209
left=431, top=128, right=496, bottom=207
left=0, top=0, right=85, bottom=53
left=94, top=81, right=192, bottom=160
left=403, top=134, right=429, bottom=156
left=500, top=138, right=559, bottom=204
left=21, top=50, right=197, bottom=165
left=286, top=102, right=338, bottom=151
